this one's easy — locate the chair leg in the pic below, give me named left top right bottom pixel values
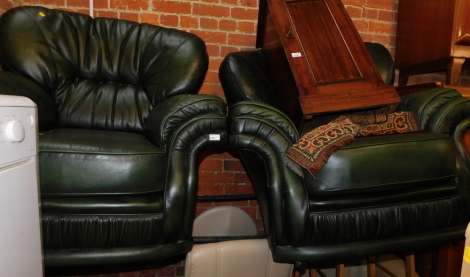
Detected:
left=336, top=263, right=345, bottom=277
left=398, top=69, right=410, bottom=86
left=291, top=267, right=321, bottom=277
left=293, top=261, right=308, bottom=277
left=447, top=57, right=466, bottom=85
left=405, top=252, right=416, bottom=277
left=367, top=257, right=377, bottom=277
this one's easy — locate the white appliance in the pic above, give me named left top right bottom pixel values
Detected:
left=0, top=95, right=43, bottom=276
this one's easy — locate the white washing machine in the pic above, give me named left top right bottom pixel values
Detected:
left=0, top=95, right=43, bottom=276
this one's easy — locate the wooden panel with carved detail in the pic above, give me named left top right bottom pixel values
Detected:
left=257, top=0, right=399, bottom=131
left=285, top=0, right=361, bottom=84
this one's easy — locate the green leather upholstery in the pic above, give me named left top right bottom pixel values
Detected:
left=0, top=6, right=227, bottom=271
left=220, top=48, right=470, bottom=264
left=365, top=42, right=395, bottom=86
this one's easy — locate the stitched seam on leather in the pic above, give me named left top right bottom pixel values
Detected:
left=43, top=189, right=165, bottom=196
left=166, top=37, right=202, bottom=96
left=184, top=37, right=208, bottom=96
left=138, top=26, right=158, bottom=86
left=117, top=24, right=139, bottom=130
left=312, top=174, right=458, bottom=194
left=135, top=27, right=160, bottom=127
left=23, top=8, right=60, bottom=86
left=340, top=135, right=450, bottom=149
left=102, top=21, right=114, bottom=79
left=39, top=151, right=164, bottom=155
left=309, top=195, right=461, bottom=214
left=118, top=24, right=138, bottom=80
left=64, top=11, right=81, bottom=74
left=83, top=17, right=93, bottom=79
left=135, top=86, right=146, bottom=130
left=109, top=83, right=118, bottom=129
left=43, top=213, right=163, bottom=216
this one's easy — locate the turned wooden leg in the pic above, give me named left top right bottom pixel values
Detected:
left=398, top=70, right=410, bottom=86
left=438, top=242, right=466, bottom=277
left=309, top=269, right=318, bottom=277
left=405, top=252, right=416, bottom=277
left=463, top=131, right=470, bottom=154
left=336, top=263, right=345, bottom=277
left=447, top=57, right=466, bottom=85
left=367, top=257, right=377, bottom=277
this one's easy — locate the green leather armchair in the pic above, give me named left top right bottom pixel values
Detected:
left=219, top=46, right=470, bottom=268
left=0, top=6, right=226, bottom=272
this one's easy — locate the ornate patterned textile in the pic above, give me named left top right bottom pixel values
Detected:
left=284, top=111, right=422, bottom=177
left=334, top=112, right=422, bottom=137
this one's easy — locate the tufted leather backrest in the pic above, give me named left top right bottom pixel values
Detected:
left=0, top=6, right=208, bottom=133
left=219, top=50, right=278, bottom=107
left=364, top=42, right=395, bottom=86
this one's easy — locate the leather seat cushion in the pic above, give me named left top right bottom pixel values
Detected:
left=39, top=128, right=167, bottom=197
left=305, top=133, right=457, bottom=196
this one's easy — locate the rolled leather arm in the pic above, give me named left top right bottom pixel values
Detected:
left=398, top=87, right=462, bottom=129
left=228, top=101, right=310, bottom=245
left=0, top=71, right=57, bottom=131
left=229, top=101, right=299, bottom=144
left=398, top=87, right=470, bottom=164
left=144, top=94, right=227, bottom=242
left=164, top=118, right=227, bottom=242
left=145, top=94, right=227, bottom=150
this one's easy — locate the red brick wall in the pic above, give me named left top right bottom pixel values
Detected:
left=344, top=0, right=398, bottom=50
left=0, top=0, right=463, bottom=276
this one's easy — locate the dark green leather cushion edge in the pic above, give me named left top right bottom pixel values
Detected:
left=41, top=193, right=164, bottom=214
left=306, top=133, right=457, bottom=195
left=39, top=128, right=167, bottom=196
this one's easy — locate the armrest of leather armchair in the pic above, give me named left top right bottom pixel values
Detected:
left=145, top=94, right=227, bottom=150
left=398, top=87, right=470, bottom=164
left=229, top=101, right=298, bottom=144
left=0, top=71, right=56, bottom=130
left=228, top=101, right=310, bottom=245
left=398, top=87, right=463, bottom=129
left=145, top=94, right=227, bottom=242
